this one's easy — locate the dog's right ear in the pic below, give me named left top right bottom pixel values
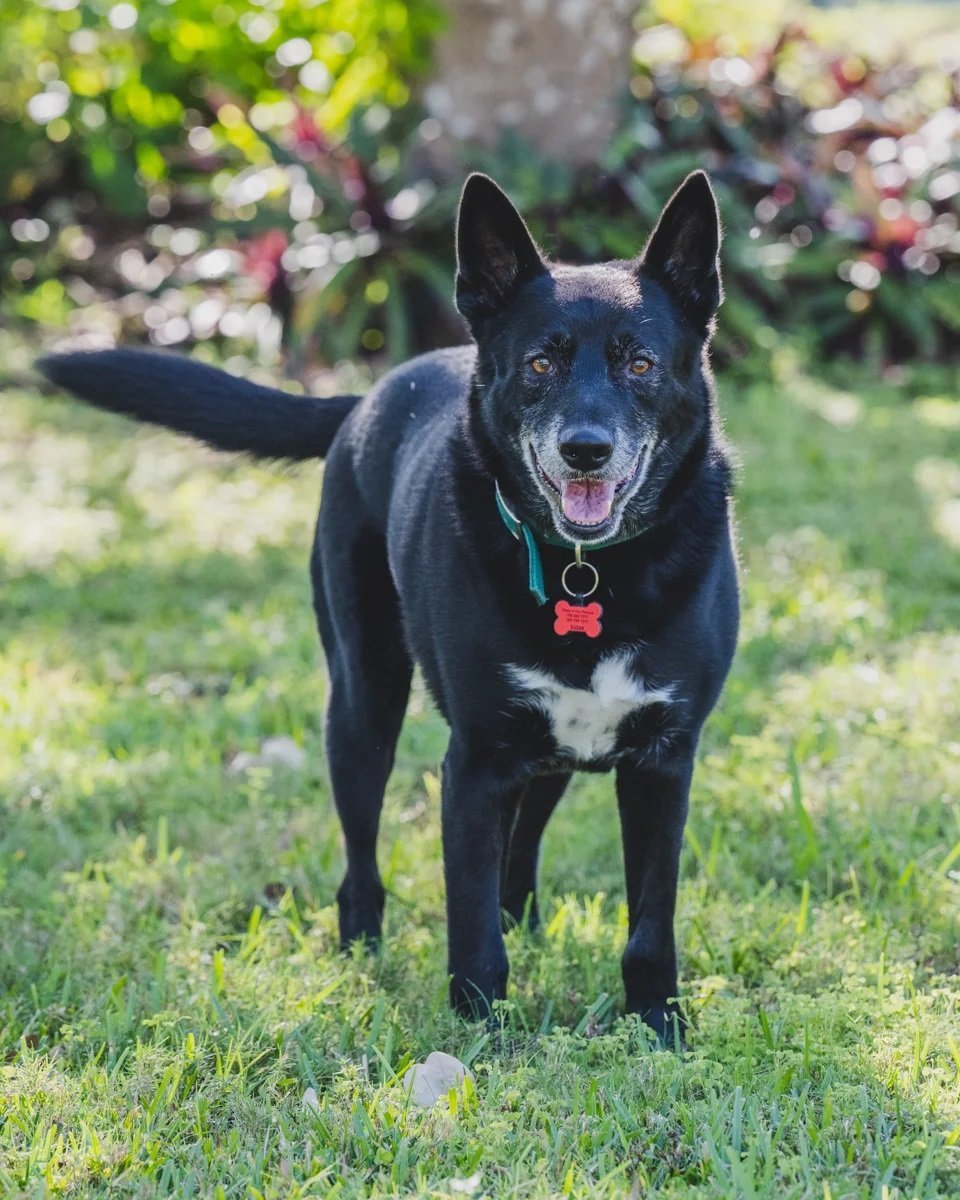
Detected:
left=455, top=174, right=546, bottom=328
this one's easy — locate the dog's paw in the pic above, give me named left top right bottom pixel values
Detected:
left=636, top=1005, right=686, bottom=1051
left=449, top=964, right=508, bottom=1021
left=337, top=880, right=385, bottom=951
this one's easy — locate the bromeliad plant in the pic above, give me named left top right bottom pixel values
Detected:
left=620, top=17, right=960, bottom=361
left=282, top=15, right=960, bottom=369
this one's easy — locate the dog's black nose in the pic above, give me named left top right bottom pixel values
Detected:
left=558, top=428, right=614, bottom=472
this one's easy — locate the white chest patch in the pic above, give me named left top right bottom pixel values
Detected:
left=508, top=653, right=674, bottom=762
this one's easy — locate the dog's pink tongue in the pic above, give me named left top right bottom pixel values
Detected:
left=561, top=479, right=615, bottom=526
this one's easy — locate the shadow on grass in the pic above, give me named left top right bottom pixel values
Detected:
left=2, top=361, right=959, bottom=1196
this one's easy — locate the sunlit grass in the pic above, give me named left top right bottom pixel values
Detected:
left=1, top=345, right=959, bottom=1197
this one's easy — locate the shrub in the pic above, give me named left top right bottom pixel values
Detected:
left=2, top=2, right=957, bottom=369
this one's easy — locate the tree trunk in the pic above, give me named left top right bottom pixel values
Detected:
left=422, top=0, right=637, bottom=169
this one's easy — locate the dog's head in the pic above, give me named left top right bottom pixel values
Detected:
left=456, top=172, right=722, bottom=544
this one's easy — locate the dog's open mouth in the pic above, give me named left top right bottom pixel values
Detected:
left=532, top=446, right=647, bottom=530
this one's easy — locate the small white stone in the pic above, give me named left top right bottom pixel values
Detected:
left=450, top=1171, right=482, bottom=1194
left=403, top=1051, right=474, bottom=1107
left=227, top=736, right=306, bottom=774
left=260, top=736, right=306, bottom=769
left=226, top=750, right=260, bottom=776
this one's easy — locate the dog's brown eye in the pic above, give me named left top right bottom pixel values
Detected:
left=629, top=357, right=652, bottom=376
left=530, top=356, right=553, bottom=375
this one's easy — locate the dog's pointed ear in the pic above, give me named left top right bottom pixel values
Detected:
left=455, top=173, right=546, bottom=328
left=639, top=171, right=722, bottom=329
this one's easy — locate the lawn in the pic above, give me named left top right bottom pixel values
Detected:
left=1, top=335, right=959, bottom=1198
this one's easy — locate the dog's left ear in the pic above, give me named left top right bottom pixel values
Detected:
left=455, top=173, right=547, bottom=328
left=639, top=171, right=722, bottom=330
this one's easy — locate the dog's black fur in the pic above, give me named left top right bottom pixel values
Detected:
left=39, top=171, right=739, bottom=1042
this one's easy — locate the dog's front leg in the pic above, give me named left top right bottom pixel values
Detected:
left=500, top=773, right=570, bottom=931
left=616, top=751, right=694, bottom=1045
left=442, top=740, right=519, bottom=1018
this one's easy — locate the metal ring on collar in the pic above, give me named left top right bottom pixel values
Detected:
left=560, top=559, right=599, bottom=599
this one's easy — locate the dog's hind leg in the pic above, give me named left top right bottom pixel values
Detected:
left=500, top=773, right=570, bottom=931
left=312, top=476, right=412, bottom=950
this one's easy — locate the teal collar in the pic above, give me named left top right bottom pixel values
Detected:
left=494, top=481, right=642, bottom=606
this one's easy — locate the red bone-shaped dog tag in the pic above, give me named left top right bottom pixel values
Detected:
left=554, top=600, right=603, bottom=638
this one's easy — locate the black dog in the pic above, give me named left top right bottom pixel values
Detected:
left=40, top=171, right=738, bottom=1042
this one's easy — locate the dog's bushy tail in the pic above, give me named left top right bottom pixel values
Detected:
left=37, top=348, right=361, bottom=461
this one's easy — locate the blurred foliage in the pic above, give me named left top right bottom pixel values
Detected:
left=620, top=11, right=960, bottom=362
left=0, top=0, right=440, bottom=211
left=1, top=0, right=959, bottom=374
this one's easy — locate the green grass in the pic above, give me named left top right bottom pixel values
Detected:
left=1, top=337, right=959, bottom=1198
